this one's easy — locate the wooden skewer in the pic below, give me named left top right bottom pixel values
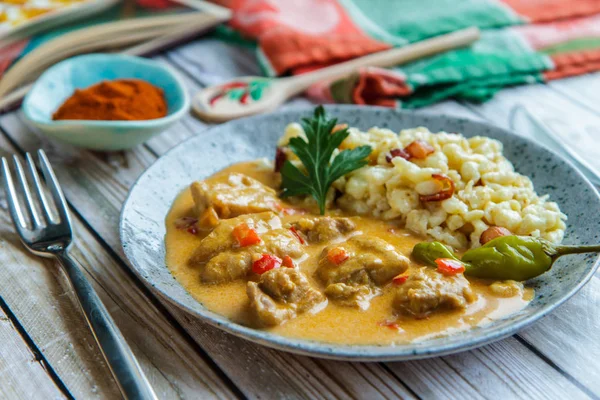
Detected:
left=123, top=16, right=220, bottom=56
left=0, top=22, right=204, bottom=112
left=0, top=12, right=227, bottom=98
left=0, top=8, right=230, bottom=110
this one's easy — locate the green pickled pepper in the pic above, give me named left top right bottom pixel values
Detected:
left=412, top=236, right=600, bottom=281
left=412, top=241, right=460, bottom=266
left=462, top=236, right=553, bottom=281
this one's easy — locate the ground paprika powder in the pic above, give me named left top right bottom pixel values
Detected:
left=52, top=79, right=167, bottom=121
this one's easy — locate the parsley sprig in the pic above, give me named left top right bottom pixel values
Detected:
left=280, top=106, right=372, bottom=215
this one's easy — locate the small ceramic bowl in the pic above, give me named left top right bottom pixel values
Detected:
left=22, top=54, right=190, bottom=151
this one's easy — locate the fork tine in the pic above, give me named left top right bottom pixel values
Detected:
left=12, top=155, right=42, bottom=228
left=37, top=150, right=71, bottom=226
left=1, top=157, right=27, bottom=229
left=26, top=153, right=54, bottom=223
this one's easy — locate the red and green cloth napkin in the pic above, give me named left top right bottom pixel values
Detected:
left=224, top=0, right=600, bottom=108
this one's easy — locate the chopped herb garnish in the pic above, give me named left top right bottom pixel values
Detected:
left=280, top=106, right=372, bottom=214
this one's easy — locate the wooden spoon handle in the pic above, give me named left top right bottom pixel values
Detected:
left=282, top=27, right=480, bottom=96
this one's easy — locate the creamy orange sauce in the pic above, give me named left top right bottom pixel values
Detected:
left=165, top=161, right=533, bottom=345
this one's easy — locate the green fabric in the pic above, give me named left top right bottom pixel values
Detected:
left=341, top=0, right=523, bottom=44
left=326, top=0, right=557, bottom=107
left=389, top=31, right=551, bottom=107
left=402, top=72, right=544, bottom=108
left=539, top=37, right=600, bottom=55
left=209, top=25, right=257, bottom=49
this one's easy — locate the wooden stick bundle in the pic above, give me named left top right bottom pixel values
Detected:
left=0, top=1, right=231, bottom=110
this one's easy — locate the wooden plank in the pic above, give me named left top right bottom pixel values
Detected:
left=518, top=279, right=600, bottom=395
left=0, top=134, right=238, bottom=399
left=460, top=78, right=600, bottom=176
left=0, top=306, right=66, bottom=399
left=388, top=338, right=590, bottom=400
left=547, top=73, right=600, bottom=117
left=0, top=225, right=120, bottom=399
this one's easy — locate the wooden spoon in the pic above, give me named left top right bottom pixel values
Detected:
left=192, top=27, right=480, bottom=122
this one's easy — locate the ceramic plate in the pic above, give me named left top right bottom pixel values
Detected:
left=120, top=106, right=600, bottom=361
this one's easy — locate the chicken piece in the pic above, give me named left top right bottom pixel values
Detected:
left=190, top=212, right=278, bottom=265
left=201, top=252, right=252, bottom=283
left=291, top=217, right=355, bottom=243
left=260, top=229, right=305, bottom=259
left=316, top=235, right=409, bottom=309
left=190, top=212, right=305, bottom=283
left=324, top=282, right=373, bottom=310
left=247, top=269, right=327, bottom=327
left=191, top=173, right=280, bottom=219
left=393, top=268, right=475, bottom=318
left=317, top=235, right=410, bottom=286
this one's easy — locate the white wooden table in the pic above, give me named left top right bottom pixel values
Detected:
left=1, top=38, right=599, bottom=400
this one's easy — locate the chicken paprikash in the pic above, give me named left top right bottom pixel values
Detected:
left=166, top=162, right=535, bottom=344
left=165, top=107, right=599, bottom=345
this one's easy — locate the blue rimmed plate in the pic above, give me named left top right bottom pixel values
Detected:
left=120, top=106, right=600, bottom=361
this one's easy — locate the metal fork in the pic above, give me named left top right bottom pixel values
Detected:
left=1, top=150, right=157, bottom=400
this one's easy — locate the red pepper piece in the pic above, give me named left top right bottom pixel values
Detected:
left=174, top=216, right=199, bottom=235
left=405, top=140, right=435, bottom=159
left=378, top=321, right=401, bottom=330
left=435, top=258, right=466, bottom=275
left=327, top=247, right=349, bottom=265
left=282, top=255, right=295, bottom=268
left=386, top=140, right=435, bottom=163
left=289, top=226, right=306, bottom=244
left=274, top=147, right=287, bottom=172
left=419, top=174, right=455, bottom=202
left=252, top=254, right=282, bottom=274
left=386, top=148, right=411, bottom=163
left=392, top=275, right=408, bottom=285
left=232, top=223, right=261, bottom=247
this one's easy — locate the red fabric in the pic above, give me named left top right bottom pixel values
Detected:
left=136, top=0, right=174, bottom=8
left=0, top=40, right=28, bottom=76
left=545, top=49, right=600, bottom=80
left=516, top=14, right=600, bottom=51
left=352, top=67, right=411, bottom=107
left=228, top=0, right=388, bottom=75
left=499, top=0, right=600, bottom=23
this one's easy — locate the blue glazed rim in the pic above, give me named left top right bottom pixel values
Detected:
left=22, top=53, right=190, bottom=129
left=120, top=105, right=600, bottom=361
